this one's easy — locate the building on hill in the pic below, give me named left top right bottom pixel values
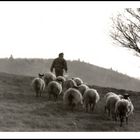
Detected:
left=9, top=54, right=14, bottom=61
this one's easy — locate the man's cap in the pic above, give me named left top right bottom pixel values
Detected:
left=59, top=52, right=64, bottom=56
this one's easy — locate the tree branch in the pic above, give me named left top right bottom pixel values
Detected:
left=110, top=8, right=140, bottom=55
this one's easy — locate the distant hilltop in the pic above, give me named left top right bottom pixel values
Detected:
left=0, top=58, right=140, bottom=91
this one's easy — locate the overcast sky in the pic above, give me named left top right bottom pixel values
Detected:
left=0, top=1, right=140, bottom=79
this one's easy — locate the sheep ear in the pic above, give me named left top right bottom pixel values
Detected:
left=38, top=73, right=44, bottom=77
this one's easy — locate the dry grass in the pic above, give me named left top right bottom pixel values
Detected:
left=0, top=72, right=139, bottom=131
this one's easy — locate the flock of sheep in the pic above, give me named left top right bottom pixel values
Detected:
left=31, top=72, right=134, bottom=127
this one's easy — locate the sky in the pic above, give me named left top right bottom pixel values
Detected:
left=1, top=1, right=140, bottom=79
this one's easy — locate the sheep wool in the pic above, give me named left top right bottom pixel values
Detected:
left=63, top=88, right=83, bottom=111
left=105, top=93, right=120, bottom=120
left=32, top=77, right=45, bottom=97
left=83, top=88, right=100, bottom=112
left=46, top=80, right=62, bottom=101
left=44, top=72, right=56, bottom=86
left=115, top=98, right=134, bottom=127
left=78, top=84, right=89, bottom=96
left=72, top=77, right=83, bottom=86
left=63, top=79, right=77, bottom=93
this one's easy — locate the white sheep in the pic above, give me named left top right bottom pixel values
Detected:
left=105, top=93, right=121, bottom=120
left=46, top=80, right=62, bottom=101
left=56, top=76, right=66, bottom=87
left=63, top=79, right=78, bottom=93
left=83, top=88, right=100, bottom=112
left=104, top=92, right=116, bottom=101
left=77, top=84, right=89, bottom=96
left=44, top=72, right=56, bottom=87
left=31, top=73, right=45, bottom=97
left=104, top=92, right=123, bottom=114
left=115, top=98, right=134, bottom=127
left=63, top=88, right=83, bottom=111
left=56, top=76, right=66, bottom=83
left=72, top=77, right=83, bottom=86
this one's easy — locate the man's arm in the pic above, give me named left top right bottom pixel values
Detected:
left=63, top=59, right=68, bottom=72
left=50, top=60, right=55, bottom=72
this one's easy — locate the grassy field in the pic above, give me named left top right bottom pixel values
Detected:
left=0, top=72, right=139, bottom=132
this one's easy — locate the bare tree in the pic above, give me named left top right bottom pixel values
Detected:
left=110, top=8, right=140, bottom=56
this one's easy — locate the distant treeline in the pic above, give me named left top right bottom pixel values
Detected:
left=0, top=58, right=140, bottom=91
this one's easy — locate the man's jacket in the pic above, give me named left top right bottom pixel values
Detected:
left=50, top=57, right=68, bottom=72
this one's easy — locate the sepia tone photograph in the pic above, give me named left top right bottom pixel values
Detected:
left=0, top=1, right=140, bottom=139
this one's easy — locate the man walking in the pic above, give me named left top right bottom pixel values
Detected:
left=50, top=53, right=68, bottom=77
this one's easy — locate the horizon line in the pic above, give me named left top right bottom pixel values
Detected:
left=0, top=56, right=139, bottom=80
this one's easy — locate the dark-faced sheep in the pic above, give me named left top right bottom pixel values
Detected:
left=31, top=73, right=45, bottom=97
left=115, top=98, right=134, bottom=127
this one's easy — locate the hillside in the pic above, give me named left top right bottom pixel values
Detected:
left=0, top=72, right=139, bottom=132
left=0, top=58, right=140, bottom=91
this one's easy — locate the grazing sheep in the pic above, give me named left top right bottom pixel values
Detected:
left=72, top=77, right=83, bottom=86
left=105, top=93, right=121, bottom=120
left=83, top=88, right=100, bottom=112
left=77, top=84, right=89, bottom=96
left=63, top=79, right=78, bottom=93
left=46, top=80, right=62, bottom=101
left=63, top=88, right=83, bottom=111
left=44, top=72, right=56, bottom=86
left=56, top=76, right=66, bottom=83
left=56, top=76, right=66, bottom=88
left=104, top=92, right=123, bottom=115
left=104, top=92, right=116, bottom=101
left=115, top=98, right=134, bottom=127
left=118, top=94, right=124, bottom=99
left=31, top=73, right=45, bottom=97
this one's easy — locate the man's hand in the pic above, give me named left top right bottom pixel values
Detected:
left=50, top=68, right=53, bottom=72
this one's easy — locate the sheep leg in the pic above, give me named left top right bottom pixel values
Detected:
left=71, top=103, right=75, bottom=112
left=126, top=116, right=128, bottom=125
left=36, top=91, right=39, bottom=97
left=85, top=104, right=88, bottom=112
left=39, top=91, right=41, bottom=97
left=112, top=113, right=117, bottom=121
left=108, top=108, right=110, bottom=117
left=111, top=110, right=115, bottom=121
left=115, top=112, right=118, bottom=122
left=40, top=92, right=42, bottom=97
left=40, top=90, right=43, bottom=97
left=120, top=115, right=123, bottom=127
left=54, top=94, right=58, bottom=102
left=104, top=105, right=107, bottom=114
left=48, top=93, right=51, bottom=100
left=89, top=103, right=92, bottom=112
left=91, top=102, right=96, bottom=112
left=114, top=113, right=117, bottom=122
